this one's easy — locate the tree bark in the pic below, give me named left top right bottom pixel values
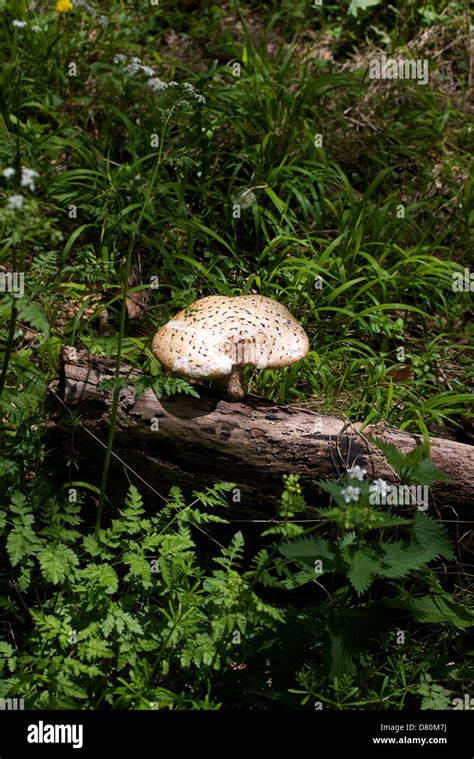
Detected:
left=48, top=348, right=474, bottom=519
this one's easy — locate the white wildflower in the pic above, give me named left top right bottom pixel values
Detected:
left=125, top=62, right=141, bottom=75
left=2, top=168, right=16, bottom=179
left=341, top=485, right=361, bottom=504
left=13, top=20, right=27, bottom=28
left=130, top=57, right=141, bottom=64
left=7, top=194, right=25, bottom=210
left=195, top=94, right=206, bottom=104
left=141, top=65, right=155, bottom=77
left=32, top=25, right=41, bottom=32
left=21, top=167, right=39, bottom=191
left=148, top=78, right=167, bottom=92
left=346, top=464, right=367, bottom=481
left=168, top=81, right=179, bottom=87
left=113, top=54, right=126, bottom=64
left=183, top=82, right=194, bottom=91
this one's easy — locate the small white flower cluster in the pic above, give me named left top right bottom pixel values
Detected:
left=147, top=78, right=168, bottom=92
left=12, top=20, right=42, bottom=31
left=22, top=167, right=39, bottom=191
left=346, top=464, right=367, bottom=481
left=149, top=78, right=206, bottom=104
left=114, top=54, right=157, bottom=78
left=3, top=166, right=39, bottom=211
left=7, top=194, right=25, bottom=210
left=340, top=465, right=366, bottom=503
left=340, top=475, right=390, bottom=505
left=113, top=55, right=206, bottom=104
left=341, top=485, right=361, bottom=503
left=74, top=0, right=108, bottom=26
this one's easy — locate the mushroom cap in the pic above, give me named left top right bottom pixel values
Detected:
left=152, top=295, right=309, bottom=380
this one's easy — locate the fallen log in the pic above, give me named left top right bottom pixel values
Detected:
left=47, top=348, right=474, bottom=519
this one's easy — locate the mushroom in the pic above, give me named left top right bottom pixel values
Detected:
left=152, top=295, right=309, bottom=400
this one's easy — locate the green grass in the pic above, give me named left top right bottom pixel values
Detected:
left=0, top=0, right=472, bottom=712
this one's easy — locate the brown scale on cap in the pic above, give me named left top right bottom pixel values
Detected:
left=152, top=295, right=309, bottom=400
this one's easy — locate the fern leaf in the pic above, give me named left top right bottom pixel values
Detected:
left=17, top=298, right=50, bottom=337
left=38, top=544, right=79, bottom=584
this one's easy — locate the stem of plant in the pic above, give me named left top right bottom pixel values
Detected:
left=95, top=104, right=179, bottom=536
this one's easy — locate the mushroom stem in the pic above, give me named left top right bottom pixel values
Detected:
left=225, top=366, right=245, bottom=401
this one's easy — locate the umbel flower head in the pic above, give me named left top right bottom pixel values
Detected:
left=56, top=0, right=74, bottom=12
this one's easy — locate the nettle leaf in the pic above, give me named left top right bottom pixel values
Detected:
left=38, top=544, right=79, bottom=584
left=387, top=595, right=474, bottom=628
left=278, top=567, right=318, bottom=589
left=372, top=440, right=450, bottom=485
left=327, top=632, right=357, bottom=678
left=376, top=541, right=425, bottom=578
left=340, top=531, right=357, bottom=548
left=371, top=439, right=408, bottom=474
left=346, top=548, right=379, bottom=595
left=279, top=536, right=338, bottom=571
left=411, top=511, right=454, bottom=562
left=317, top=478, right=349, bottom=502
left=404, top=445, right=426, bottom=468
left=411, top=458, right=452, bottom=485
